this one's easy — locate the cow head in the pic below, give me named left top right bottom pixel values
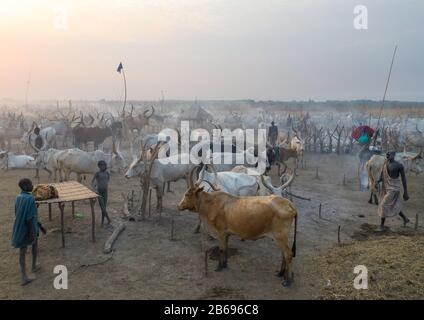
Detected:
left=178, top=165, right=218, bottom=211
left=290, top=136, right=304, bottom=154
left=124, top=157, right=145, bottom=178
left=110, top=152, right=126, bottom=173
left=404, top=151, right=424, bottom=174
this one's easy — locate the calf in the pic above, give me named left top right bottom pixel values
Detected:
left=178, top=167, right=298, bottom=286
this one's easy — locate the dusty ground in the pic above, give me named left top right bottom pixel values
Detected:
left=0, top=152, right=423, bottom=299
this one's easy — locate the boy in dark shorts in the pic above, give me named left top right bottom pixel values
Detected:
left=11, top=178, right=41, bottom=286
left=91, top=160, right=111, bottom=226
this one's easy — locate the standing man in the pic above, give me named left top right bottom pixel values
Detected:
left=33, top=127, right=44, bottom=179
left=268, top=121, right=279, bottom=147
left=377, top=151, right=410, bottom=231
left=91, top=160, right=111, bottom=226
left=11, top=178, right=41, bottom=286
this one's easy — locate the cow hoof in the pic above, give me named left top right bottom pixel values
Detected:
left=368, top=200, right=372, bottom=204
left=215, top=266, right=224, bottom=272
left=282, top=279, right=290, bottom=287
left=276, top=271, right=284, bottom=278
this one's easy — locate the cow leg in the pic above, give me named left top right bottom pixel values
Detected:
left=215, top=232, right=228, bottom=271
left=166, top=181, right=172, bottom=192
left=44, top=168, right=52, bottom=180
left=281, top=162, right=288, bottom=174
left=194, top=217, right=201, bottom=234
left=368, top=191, right=374, bottom=204
left=277, top=253, right=286, bottom=278
left=373, top=193, right=379, bottom=205
left=215, top=232, right=228, bottom=272
left=156, top=186, right=163, bottom=213
left=273, top=230, right=293, bottom=286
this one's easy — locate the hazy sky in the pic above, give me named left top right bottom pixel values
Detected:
left=1, top=0, right=423, bottom=101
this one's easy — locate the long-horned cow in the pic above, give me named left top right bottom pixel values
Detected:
left=56, top=142, right=126, bottom=182
left=178, top=167, right=298, bottom=286
left=124, top=152, right=195, bottom=212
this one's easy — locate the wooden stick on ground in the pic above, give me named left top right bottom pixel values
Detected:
left=104, top=222, right=126, bottom=254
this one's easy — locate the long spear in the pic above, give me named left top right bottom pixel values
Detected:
left=117, top=62, right=127, bottom=116
left=376, top=45, right=398, bottom=130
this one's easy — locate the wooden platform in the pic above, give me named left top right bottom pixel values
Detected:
left=36, top=181, right=99, bottom=204
left=36, top=181, right=99, bottom=248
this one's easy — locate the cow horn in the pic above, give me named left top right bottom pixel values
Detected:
left=206, top=164, right=219, bottom=189
left=260, top=174, right=276, bottom=193
left=280, top=169, right=295, bottom=190
left=201, top=179, right=220, bottom=191
left=143, top=106, right=154, bottom=119
left=189, top=165, right=199, bottom=188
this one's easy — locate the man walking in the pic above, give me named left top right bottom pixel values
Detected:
left=377, top=151, right=410, bottom=231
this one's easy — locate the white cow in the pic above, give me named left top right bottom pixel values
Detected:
left=0, top=151, right=36, bottom=170
left=57, top=148, right=126, bottom=182
left=34, top=148, right=68, bottom=181
left=125, top=153, right=195, bottom=212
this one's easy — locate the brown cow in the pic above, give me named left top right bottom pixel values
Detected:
left=178, top=167, right=298, bottom=286
left=272, top=146, right=299, bottom=175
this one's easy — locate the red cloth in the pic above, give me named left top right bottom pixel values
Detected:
left=351, top=126, right=375, bottom=141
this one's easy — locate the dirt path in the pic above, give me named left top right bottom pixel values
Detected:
left=0, top=153, right=422, bottom=299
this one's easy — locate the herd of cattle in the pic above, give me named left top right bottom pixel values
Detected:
left=1, top=103, right=424, bottom=286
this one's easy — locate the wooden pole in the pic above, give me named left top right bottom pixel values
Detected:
left=48, top=203, right=52, bottom=221
left=90, top=199, right=96, bottom=242
left=337, top=226, right=341, bottom=244
left=170, top=218, right=175, bottom=241
left=71, top=201, right=75, bottom=219
left=204, top=251, right=208, bottom=276
left=415, top=213, right=419, bottom=231
left=148, top=189, right=152, bottom=218
left=58, top=203, right=65, bottom=248
left=130, top=190, right=134, bottom=211
left=319, top=203, right=322, bottom=219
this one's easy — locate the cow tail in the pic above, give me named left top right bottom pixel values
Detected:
left=291, top=210, right=297, bottom=258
